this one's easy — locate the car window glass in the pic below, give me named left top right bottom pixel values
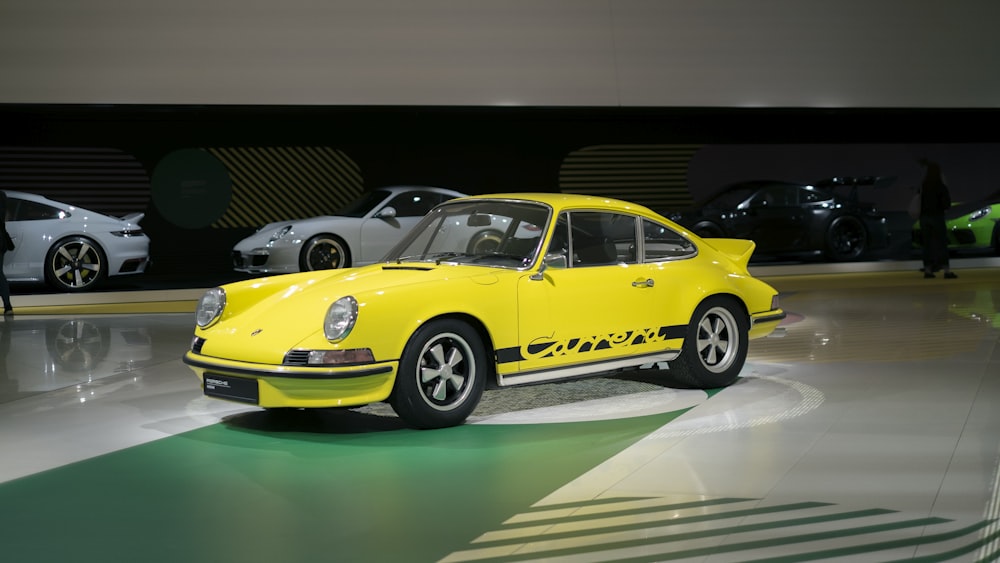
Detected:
left=749, top=185, right=792, bottom=208
left=10, top=198, right=65, bottom=221
left=388, top=200, right=548, bottom=269
left=337, top=190, right=390, bottom=217
left=707, top=186, right=755, bottom=209
left=544, top=213, right=570, bottom=268
left=643, top=219, right=696, bottom=261
left=566, top=211, right=636, bottom=267
left=800, top=187, right=829, bottom=203
left=385, top=191, right=447, bottom=217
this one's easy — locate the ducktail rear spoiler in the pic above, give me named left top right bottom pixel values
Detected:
left=701, top=238, right=756, bottom=272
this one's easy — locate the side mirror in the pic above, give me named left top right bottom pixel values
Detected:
left=376, top=206, right=397, bottom=219
left=542, top=252, right=567, bottom=269
left=530, top=253, right=567, bottom=281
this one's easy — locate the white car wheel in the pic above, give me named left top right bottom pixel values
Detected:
left=45, top=236, right=107, bottom=292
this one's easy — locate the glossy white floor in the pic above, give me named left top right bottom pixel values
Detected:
left=1, top=258, right=998, bottom=562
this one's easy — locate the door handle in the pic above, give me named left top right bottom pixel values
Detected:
left=632, top=278, right=654, bottom=288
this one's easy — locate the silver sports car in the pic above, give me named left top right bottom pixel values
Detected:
left=232, top=186, right=465, bottom=273
left=4, top=190, right=150, bottom=292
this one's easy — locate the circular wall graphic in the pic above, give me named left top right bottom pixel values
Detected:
left=151, top=149, right=232, bottom=229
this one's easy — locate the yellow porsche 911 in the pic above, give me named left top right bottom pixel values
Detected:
left=184, top=193, right=785, bottom=429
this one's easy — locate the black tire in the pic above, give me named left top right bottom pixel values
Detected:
left=666, top=297, right=748, bottom=389
left=299, top=234, right=351, bottom=271
left=692, top=221, right=725, bottom=238
left=824, top=215, right=867, bottom=261
left=390, top=319, right=487, bottom=429
left=45, top=236, right=107, bottom=292
left=991, top=223, right=1000, bottom=255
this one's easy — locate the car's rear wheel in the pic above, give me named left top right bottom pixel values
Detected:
left=666, top=297, right=748, bottom=389
left=299, top=234, right=351, bottom=271
left=45, top=236, right=107, bottom=292
left=824, top=215, right=867, bottom=261
left=390, top=319, right=487, bottom=429
left=467, top=229, right=503, bottom=254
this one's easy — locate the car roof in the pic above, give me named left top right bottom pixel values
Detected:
left=3, top=190, right=73, bottom=207
left=457, top=192, right=657, bottom=215
left=379, top=185, right=466, bottom=197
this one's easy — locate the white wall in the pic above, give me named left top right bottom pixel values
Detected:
left=1, top=0, right=998, bottom=107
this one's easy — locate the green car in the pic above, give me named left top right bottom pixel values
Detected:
left=913, top=189, right=1000, bottom=254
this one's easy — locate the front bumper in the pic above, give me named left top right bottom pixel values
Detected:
left=183, top=351, right=398, bottom=408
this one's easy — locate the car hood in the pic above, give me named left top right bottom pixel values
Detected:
left=259, top=215, right=361, bottom=231
left=235, top=215, right=364, bottom=248
left=204, top=263, right=509, bottom=362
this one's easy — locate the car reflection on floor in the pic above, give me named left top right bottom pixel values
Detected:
left=0, top=317, right=154, bottom=404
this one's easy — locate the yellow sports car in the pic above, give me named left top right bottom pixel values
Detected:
left=184, top=193, right=785, bottom=429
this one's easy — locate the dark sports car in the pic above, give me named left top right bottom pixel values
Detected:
left=665, top=177, right=892, bottom=261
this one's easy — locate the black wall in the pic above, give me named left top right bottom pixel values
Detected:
left=2, top=104, right=998, bottom=287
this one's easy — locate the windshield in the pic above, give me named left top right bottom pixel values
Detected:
left=336, top=190, right=391, bottom=218
left=703, top=186, right=756, bottom=209
left=384, top=200, right=550, bottom=269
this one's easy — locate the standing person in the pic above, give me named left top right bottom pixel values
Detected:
left=0, top=191, right=12, bottom=316
left=918, top=158, right=956, bottom=279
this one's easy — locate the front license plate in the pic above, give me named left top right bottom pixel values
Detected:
left=203, top=373, right=259, bottom=404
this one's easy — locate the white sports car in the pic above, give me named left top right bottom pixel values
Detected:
left=232, top=186, right=465, bottom=273
left=4, top=190, right=150, bottom=292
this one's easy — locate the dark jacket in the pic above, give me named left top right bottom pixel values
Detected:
left=919, top=162, right=951, bottom=217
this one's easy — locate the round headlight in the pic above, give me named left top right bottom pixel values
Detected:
left=324, top=296, right=358, bottom=341
left=196, top=288, right=226, bottom=328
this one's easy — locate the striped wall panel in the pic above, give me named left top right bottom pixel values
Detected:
left=559, top=144, right=700, bottom=211
left=206, top=146, right=363, bottom=229
left=0, top=146, right=151, bottom=216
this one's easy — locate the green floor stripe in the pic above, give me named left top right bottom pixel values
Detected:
left=0, top=408, right=686, bottom=563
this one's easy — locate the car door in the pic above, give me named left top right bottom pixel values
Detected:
left=358, top=190, right=455, bottom=263
left=3, top=195, right=54, bottom=278
left=730, top=184, right=805, bottom=252
left=514, top=211, right=662, bottom=380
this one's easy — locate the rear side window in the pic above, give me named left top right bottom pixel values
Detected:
left=9, top=198, right=67, bottom=221
left=642, top=219, right=696, bottom=261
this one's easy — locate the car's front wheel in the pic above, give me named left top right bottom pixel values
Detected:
left=45, top=236, right=107, bottom=292
left=692, top=221, right=725, bottom=238
left=667, top=297, right=748, bottom=389
left=824, top=215, right=867, bottom=261
left=390, top=319, right=487, bottom=429
left=299, top=234, right=351, bottom=271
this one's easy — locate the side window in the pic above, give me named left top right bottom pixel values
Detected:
left=643, top=219, right=696, bottom=261
left=800, top=187, right=828, bottom=204
left=749, top=185, right=792, bottom=208
left=10, top=199, right=65, bottom=221
left=566, top=211, right=637, bottom=267
left=385, top=191, right=446, bottom=218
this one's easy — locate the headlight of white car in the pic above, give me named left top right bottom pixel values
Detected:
left=268, top=225, right=293, bottom=243
left=324, top=296, right=358, bottom=341
left=196, top=288, right=226, bottom=328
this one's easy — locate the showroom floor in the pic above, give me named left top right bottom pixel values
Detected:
left=0, top=259, right=998, bottom=563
